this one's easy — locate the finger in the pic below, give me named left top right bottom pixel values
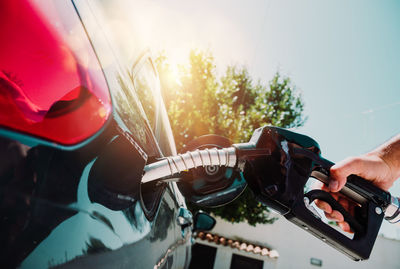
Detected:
left=314, top=199, right=332, bottom=214
left=325, top=210, right=344, bottom=222
left=338, top=221, right=353, bottom=233
left=320, top=184, right=330, bottom=192
left=330, top=157, right=365, bottom=192
left=314, top=180, right=335, bottom=193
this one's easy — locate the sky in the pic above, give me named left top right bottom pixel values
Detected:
left=127, top=0, right=400, bottom=238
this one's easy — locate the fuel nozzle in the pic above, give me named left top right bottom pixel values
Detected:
left=140, top=125, right=399, bottom=260
left=141, top=147, right=237, bottom=184
left=385, top=196, right=400, bottom=224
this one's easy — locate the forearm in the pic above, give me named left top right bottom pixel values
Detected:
left=371, top=134, right=400, bottom=181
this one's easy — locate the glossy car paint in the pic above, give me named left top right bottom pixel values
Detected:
left=0, top=1, right=191, bottom=268
left=0, top=1, right=112, bottom=146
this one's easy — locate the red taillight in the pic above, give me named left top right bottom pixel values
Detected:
left=0, top=1, right=112, bottom=146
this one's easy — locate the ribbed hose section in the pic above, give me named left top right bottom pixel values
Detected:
left=141, top=147, right=237, bottom=184
left=385, top=196, right=400, bottom=224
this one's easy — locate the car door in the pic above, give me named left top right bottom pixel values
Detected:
left=73, top=1, right=192, bottom=268
left=131, top=54, right=193, bottom=269
left=0, top=1, right=192, bottom=268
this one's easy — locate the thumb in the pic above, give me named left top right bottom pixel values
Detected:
left=329, top=157, right=364, bottom=192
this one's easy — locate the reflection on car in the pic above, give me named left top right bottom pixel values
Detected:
left=0, top=1, right=193, bottom=268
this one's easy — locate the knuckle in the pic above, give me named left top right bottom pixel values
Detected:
left=332, top=210, right=344, bottom=222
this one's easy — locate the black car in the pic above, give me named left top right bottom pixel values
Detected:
left=0, top=1, right=196, bottom=268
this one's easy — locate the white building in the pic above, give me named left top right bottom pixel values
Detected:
left=191, top=214, right=400, bottom=269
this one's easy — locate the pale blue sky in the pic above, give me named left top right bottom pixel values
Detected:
left=134, top=0, right=400, bottom=237
left=252, top=0, right=400, bottom=238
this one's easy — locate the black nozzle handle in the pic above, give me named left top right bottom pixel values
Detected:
left=305, top=190, right=364, bottom=234
left=289, top=195, right=384, bottom=260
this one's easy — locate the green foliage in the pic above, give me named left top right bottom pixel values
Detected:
left=156, top=49, right=306, bottom=226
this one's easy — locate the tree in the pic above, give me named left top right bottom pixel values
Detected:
left=155, top=49, right=306, bottom=226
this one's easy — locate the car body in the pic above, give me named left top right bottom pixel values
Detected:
left=0, top=1, right=192, bottom=268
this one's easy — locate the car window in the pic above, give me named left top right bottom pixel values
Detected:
left=75, top=0, right=160, bottom=156
left=114, top=72, right=160, bottom=157
left=132, top=59, right=160, bottom=133
left=82, top=0, right=177, bottom=158
left=132, top=57, right=177, bottom=157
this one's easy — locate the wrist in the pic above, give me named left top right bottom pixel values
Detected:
left=379, top=134, right=400, bottom=180
left=369, top=148, right=400, bottom=185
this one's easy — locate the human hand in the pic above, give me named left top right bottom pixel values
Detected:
left=329, top=153, right=396, bottom=192
left=315, top=153, right=397, bottom=232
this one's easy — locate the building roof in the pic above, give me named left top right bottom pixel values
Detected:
left=195, top=231, right=279, bottom=259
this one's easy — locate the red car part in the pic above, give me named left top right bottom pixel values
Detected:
left=0, top=0, right=112, bottom=146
